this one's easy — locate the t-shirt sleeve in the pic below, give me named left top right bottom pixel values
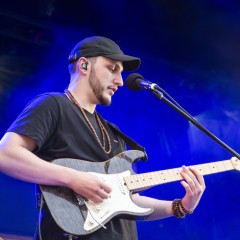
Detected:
left=7, top=93, right=59, bottom=151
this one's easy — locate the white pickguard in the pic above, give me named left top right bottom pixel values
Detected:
left=83, top=171, right=152, bottom=232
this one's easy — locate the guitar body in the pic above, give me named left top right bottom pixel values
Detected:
left=40, top=150, right=153, bottom=236
left=40, top=149, right=239, bottom=236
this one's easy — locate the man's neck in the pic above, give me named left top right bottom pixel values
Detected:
left=67, top=86, right=96, bottom=114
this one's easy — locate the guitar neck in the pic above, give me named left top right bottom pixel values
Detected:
left=124, top=159, right=234, bottom=192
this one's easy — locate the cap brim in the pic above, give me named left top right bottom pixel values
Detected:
left=104, top=53, right=141, bottom=71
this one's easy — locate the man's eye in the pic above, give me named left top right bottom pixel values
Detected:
left=109, top=67, right=116, bottom=73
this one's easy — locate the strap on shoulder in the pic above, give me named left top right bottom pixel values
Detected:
left=107, top=121, right=148, bottom=161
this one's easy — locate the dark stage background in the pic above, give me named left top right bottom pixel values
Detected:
left=0, top=1, right=240, bottom=239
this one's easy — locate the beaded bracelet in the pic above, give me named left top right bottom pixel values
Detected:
left=172, top=199, right=185, bottom=218
left=172, top=199, right=193, bottom=218
left=179, top=199, right=193, bottom=215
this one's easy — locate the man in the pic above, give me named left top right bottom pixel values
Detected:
left=0, top=36, right=205, bottom=240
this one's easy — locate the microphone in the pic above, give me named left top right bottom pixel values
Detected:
left=125, top=73, right=161, bottom=91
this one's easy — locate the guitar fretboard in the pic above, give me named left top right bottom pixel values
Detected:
left=124, top=159, right=234, bottom=192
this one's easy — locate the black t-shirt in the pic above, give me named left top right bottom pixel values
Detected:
left=7, top=92, right=138, bottom=240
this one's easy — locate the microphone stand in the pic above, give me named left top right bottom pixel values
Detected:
left=151, top=88, right=240, bottom=160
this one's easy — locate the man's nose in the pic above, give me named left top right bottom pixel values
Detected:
left=114, top=74, right=124, bottom=87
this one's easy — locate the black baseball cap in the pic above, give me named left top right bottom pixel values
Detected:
left=68, top=36, right=141, bottom=71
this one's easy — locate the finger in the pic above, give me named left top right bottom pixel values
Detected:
left=182, top=166, right=203, bottom=187
left=100, top=183, right=112, bottom=194
left=181, top=166, right=197, bottom=185
left=180, top=167, right=200, bottom=194
left=189, top=167, right=206, bottom=189
left=97, top=188, right=110, bottom=199
left=182, top=165, right=196, bottom=178
left=90, top=194, right=105, bottom=204
left=180, top=180, right=195, bottom=198
left=181, top=167, right=206, bottom=197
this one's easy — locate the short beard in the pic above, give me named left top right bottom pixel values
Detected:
left=89, top=68, right=111, bottom=106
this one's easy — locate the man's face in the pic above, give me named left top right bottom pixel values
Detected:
left=88, top=57, right=123, bottom=106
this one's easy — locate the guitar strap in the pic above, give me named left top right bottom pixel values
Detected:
left=107, top=121, right=148, bottom=161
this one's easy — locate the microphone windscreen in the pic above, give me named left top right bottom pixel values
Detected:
left=125, top=73, right=144, bottom=91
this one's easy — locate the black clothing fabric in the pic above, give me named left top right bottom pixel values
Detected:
left=7, top=92, right=138, bottom=240
left=8, top=92, right=124, bottom=161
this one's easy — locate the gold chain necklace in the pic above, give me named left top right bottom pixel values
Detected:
left=64, top=89, right=112, bottom=154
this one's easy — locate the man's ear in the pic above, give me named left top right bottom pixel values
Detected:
left=78, top=57, right=89, bottom=72
left=81, top=62, right=88, bottom=70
